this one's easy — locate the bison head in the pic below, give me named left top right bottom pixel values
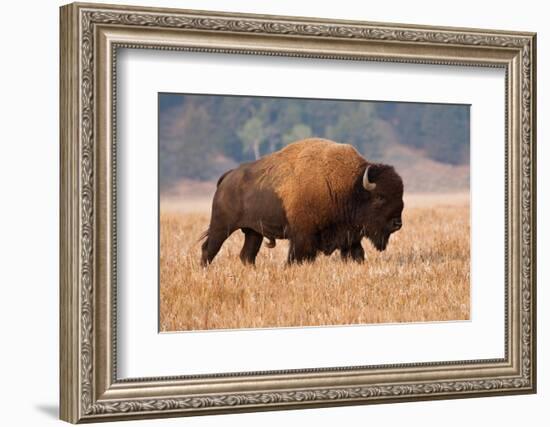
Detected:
left=356, top=163, right=404, bottom=251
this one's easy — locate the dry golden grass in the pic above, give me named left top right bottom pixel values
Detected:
left=160, top=193, right=470, bottom=332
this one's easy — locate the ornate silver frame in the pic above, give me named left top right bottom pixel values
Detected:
left=60, top=2, right=536, bottom=423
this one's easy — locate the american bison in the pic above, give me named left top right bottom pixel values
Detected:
left=200, top=138, right=404, bottom=265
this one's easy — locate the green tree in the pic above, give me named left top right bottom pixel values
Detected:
left=282, top=123, right=312, bottom=146
left=325, top=103, right=387, bottom=158
left=238, top=117, right=266, bottom=160
left=419, top=106, right=469, bottom=164
left=158, top=94, right=471, bottom=189
left=159, top=105, right=215, bottom=186
left=389, top=103, right=469, bottom=165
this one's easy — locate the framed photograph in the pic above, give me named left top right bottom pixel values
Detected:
left=60, top=2, right=537, bottom=423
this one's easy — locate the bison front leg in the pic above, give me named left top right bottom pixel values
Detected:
left=288, top=235, right=318, bottom=264
left=239, top=228, right=263, bottom=265
left=340, top=241, right=365, bottom=263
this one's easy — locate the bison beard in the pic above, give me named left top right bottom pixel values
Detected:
left=370, top=231, right=391, bottom=252
left=200, top=138, right=404, bottom=266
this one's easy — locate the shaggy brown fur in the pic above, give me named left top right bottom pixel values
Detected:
left=201, top=138, right=404, bottom=265
left=262, top=139, right=367, bottom=236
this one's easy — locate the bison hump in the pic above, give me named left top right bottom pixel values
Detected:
left=264, top=138, right=366, bottom=233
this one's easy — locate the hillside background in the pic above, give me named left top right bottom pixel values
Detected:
left=159, top=93, right=470, bottom=195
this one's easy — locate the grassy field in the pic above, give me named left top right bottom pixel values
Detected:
left=160, top=193, right=470, bottom=332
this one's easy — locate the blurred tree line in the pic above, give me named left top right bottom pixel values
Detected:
left=159, top=94, right=469, bottom=188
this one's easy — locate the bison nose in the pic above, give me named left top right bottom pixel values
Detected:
left=393, top=218, right=402, bottom=230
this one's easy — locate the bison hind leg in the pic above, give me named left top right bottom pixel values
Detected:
left=239, top=228, right=263, bottom=265
left=200, top=226, right=235, bottom=266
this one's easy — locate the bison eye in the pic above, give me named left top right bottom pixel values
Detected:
left=370, top=195, right=386, bottom=209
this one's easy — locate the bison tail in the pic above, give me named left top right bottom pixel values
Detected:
left=264, top=237, right=276, bottom=249
left=198, top=228, right=209, bottom=243
left=216, top=169, right=233, bottom=187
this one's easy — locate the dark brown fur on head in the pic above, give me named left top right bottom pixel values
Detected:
left=354, top=163, right=404, bottom=251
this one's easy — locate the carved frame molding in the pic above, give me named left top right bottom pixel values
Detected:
left=60, top=2, right=536, bottom=423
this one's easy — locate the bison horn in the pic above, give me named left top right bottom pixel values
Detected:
left=363, top=166, right=376, bottom=191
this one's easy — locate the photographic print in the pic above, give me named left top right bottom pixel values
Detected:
left=159, top=94, right=471, bottom=332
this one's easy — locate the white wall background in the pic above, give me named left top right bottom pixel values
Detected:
left=0, top=0, right=545, bottom=426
